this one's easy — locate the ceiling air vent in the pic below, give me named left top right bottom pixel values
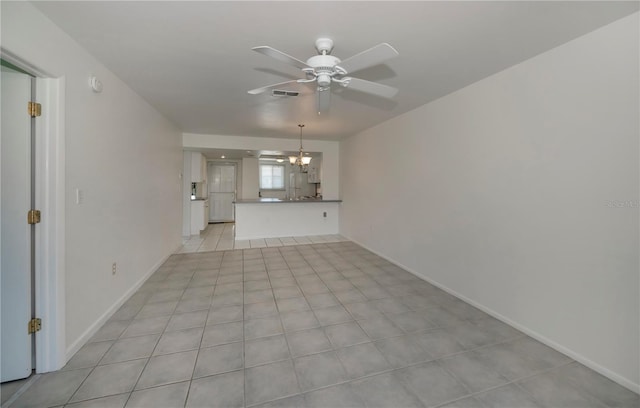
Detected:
left=272, top=90, right=299, bottom=97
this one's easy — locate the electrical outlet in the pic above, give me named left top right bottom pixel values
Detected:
left=112, top=262, right=117, bottom=275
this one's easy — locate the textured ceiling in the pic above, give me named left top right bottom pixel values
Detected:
left=33, top=1, right=639, bottom=140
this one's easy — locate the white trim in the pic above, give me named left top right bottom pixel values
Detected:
left=345, top=235, right=640, bottom=395
left=64, top=247, right=179, bottom=361
left=34, top=77, right=66, bottom=372
left=2, top=47, right=67, bottom=374
left=0, top=48, right=51, bottom=78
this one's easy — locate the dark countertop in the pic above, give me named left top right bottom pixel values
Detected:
left=190, top=197, right=208, bottom=201
left=234, top=198, right=342, bottom=204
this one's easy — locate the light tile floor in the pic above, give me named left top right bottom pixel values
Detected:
left=1, top=376, right=33, bottom=407
left=7, top=242, right=639, bottom=408
left=177, top=223, right=348, bottom=253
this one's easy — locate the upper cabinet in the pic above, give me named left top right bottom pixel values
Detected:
left=191, top=152, right=206, bottom=183
left=307, top=157, right=322, bottom=183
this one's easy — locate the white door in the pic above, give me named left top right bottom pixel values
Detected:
left=1, top=65, right=34, bottom=382
left=209, top=163, right=236, bottom=222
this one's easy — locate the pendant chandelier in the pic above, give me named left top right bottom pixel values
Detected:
left=289, top=124, right=312, bottom=170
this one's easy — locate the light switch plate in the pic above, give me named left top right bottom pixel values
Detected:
left=75, top=188, right=84, bottom=204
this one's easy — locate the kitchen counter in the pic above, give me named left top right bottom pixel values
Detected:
left=234, top=198, right=342, bottom=204
left=190, top=197, right=208, bottom=201
left=234, top=199, right=341, bottom=240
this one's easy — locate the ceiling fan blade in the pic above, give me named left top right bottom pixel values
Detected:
left=344, top=77, right=398, bottom=99
left=317, top=87, right=330, bottom=114
left=247, top=80, right=302, bottom=95
left=252, top=46, right=310, bottom=70
left=336, top=43, right=399, bottom=74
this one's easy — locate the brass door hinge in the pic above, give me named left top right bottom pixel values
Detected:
left=27, top=209, right=41, bottom=224
left=28, top=318, right=41, bottom=334
left=28, top=101, right=41, bottom=118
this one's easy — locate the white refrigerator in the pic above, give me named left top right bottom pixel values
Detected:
left=288, top=171, right=312, bottom=199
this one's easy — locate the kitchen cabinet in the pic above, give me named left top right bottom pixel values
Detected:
left=190, top=199, right=208, bottom=234
left=190, top=152, right=206, bottom=183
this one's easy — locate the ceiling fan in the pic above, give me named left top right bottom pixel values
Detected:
left=248, top=38, right=399, bottom=114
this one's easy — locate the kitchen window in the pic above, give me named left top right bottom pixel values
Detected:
left=259, top=164, right=285, bottom=190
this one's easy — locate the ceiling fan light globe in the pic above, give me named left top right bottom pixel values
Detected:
left=317, top=73, right=332, bottom=88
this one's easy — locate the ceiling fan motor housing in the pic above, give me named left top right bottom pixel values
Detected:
left=306, top=55, right=341, bottom=71
left=306, top=54, right=342, bottom=87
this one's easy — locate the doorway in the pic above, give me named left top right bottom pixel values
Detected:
left=1, top=61, right=36, bottom=382
left=208, top=163, right=236, bottom=222
left=0, top=52, right=66, bottom=380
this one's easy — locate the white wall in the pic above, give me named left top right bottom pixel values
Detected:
left=340, top=14, right=639, bottom=391
left=242, top=158, right=259, bottom=199
left=2, top=3, right=183, bottom=358
left=183, top=133, right=340, bottom=199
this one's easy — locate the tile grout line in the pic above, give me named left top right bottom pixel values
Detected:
left=296, top=244, right=387, bottom=392
left=120, top=261, right=188, bottom=407
left=270, top=246, right=306, bottom=405
left=2, top=374, right=40, bottom=408
left=241, top=251, right=246, bottom=408
left=243, top=243, right=565, bottom=407
left=16, top=241, right=622, bottom=408
left=181, top=254, right=220, bottom=408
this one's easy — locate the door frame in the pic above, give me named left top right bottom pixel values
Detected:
left=2, top=48, right=66, bottom=374
left=208, top=161, right=237, bottom=222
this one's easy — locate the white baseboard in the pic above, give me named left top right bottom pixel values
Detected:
left=345, top=235, right=640, bottom=395
left=64, top=246, right=180, bottom=362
